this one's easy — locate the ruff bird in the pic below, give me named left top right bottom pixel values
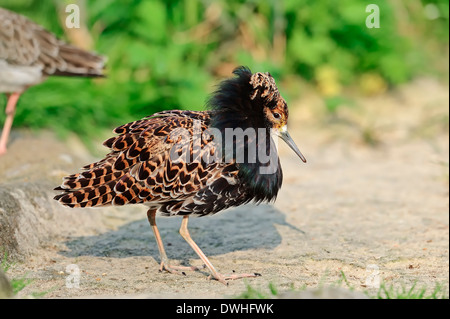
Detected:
left=54, top=66, right=306, bottom=284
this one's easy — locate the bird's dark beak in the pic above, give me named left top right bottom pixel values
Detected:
left=278, top=126, right=307, bottom=163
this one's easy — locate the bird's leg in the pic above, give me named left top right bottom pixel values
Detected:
left=146, top=209, right=203, bottom=275
left=179, top=216, right=261, bottom=285
left=0, top=92, right=21, bottom=155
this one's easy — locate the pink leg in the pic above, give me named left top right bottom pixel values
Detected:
left=147, top=209, right=205, bottom=275
left=179, top=216, right=261, bottom=285
left=0, top=92, right=21, bottom=155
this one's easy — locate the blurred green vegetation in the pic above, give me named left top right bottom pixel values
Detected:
left=0, top=0, right=448, bottom=144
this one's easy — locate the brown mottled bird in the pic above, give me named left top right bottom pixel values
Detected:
left=54, top=66, right=306, bottom=284
left=0, top=7, right=105, bottom=155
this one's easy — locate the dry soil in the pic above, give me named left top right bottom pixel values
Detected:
left=0, top=78, right=448, bottom=298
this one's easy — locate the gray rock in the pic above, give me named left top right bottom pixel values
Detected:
left=0, top=181, right=107, bottom=261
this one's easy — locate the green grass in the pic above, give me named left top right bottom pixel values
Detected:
left=234, top=271, right=449, bottom=299
left=235, top=282, right=282, bottom=299
left=376, top=282, right=448, bottom=299
left=1, top=251, right=32, bottom=296
left=1, top=0, right=448, bottom=144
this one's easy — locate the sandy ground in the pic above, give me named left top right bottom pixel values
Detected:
left=0, top=77, right=448, bottom=298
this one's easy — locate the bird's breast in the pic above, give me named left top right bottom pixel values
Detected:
left=0, top=60, right=44, bottom=93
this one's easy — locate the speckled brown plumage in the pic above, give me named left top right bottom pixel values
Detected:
left=0, top=7, right=105, bottom=155
left=54, top=66, right=306, bottom=284
left=0, top=7, right=105, bottom=80
left=55, top=110, right=249, bottom=216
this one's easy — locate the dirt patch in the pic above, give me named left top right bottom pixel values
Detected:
left=0, top=78, right=448, bottom=298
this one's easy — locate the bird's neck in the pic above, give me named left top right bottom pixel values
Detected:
left=206, top=70, right=283, bottom=202
left=209, top=110, right=282, bottom=203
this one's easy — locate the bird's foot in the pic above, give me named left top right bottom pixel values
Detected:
left=159, top=262, right=206, bottom=276
left=0, top=146, right=6, bottom=156
left=208, top=271, right=262, bottom=285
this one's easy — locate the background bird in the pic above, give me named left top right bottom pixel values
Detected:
left=0, top=7, right=105, bottom=155
left=54, top=66, right=306, bottom=285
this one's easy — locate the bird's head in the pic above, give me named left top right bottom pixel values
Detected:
left=248, top=70, right=307, bottom=163
left=248, top=71, right=287, bottom=129
left=209, top=66, right=306, bottom=164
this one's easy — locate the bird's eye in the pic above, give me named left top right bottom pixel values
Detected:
left=273, top=112, right=281, bottom=119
